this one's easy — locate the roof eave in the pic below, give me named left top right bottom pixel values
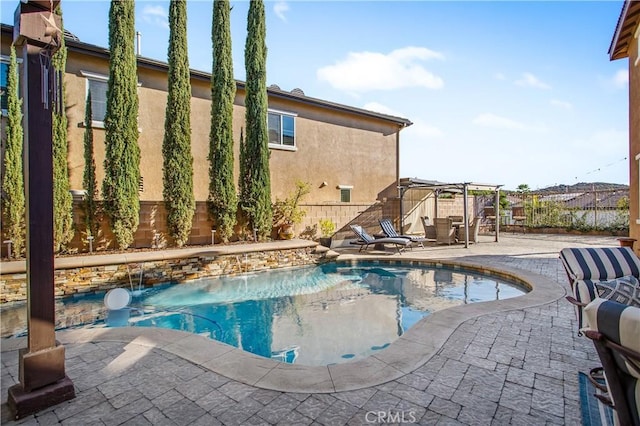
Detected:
left=609, top=0, right=640, bottom=61
left=0, top=23, right=412, bottom=128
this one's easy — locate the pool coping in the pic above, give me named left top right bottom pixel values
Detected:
left=0, top=256, right=565, bottom=393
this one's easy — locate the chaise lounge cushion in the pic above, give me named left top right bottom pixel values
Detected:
left=349, top=224, right=411, bottom=253
left=595, top=275, right=640, bottom=307
left=378, top=218, right=427, bottom=248
left=559, top=247, right=640, bottom=330
left=584, top=298, right=640, bottom=425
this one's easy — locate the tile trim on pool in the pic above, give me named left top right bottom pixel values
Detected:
left=0, top=257, right=565, bottom=394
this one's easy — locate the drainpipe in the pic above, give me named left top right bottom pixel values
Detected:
left=494, top=188, right=501, bottom=242
left=136, top=31, right=142, bottom=56
left=396, top=127, right=401, bottom=229
left=462, top=184, right=469, bottom=248
left=399, top=186, right=405, bottom=232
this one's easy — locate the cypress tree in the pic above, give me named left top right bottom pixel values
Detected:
left=163, top=0, right=195, bottom=247
left=240, top=0, right=271, bottom=240
left=1, top=46, right=25, bottom=257
left=208, top=0, right=237, bottom=242
left=52, top=8, right=74, bottom=252
left=83, top=91, right=100, bottom=240
left=103, top=0, right=140, bottom=249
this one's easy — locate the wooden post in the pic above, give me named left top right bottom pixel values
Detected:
left=7, top=1, right=75, bottom=419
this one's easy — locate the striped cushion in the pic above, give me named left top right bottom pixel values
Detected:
left=560, top=247, right=640, bottom=329
left=584, top=299, right=640, bottom=424
left=560, top=247, right=640, bottom=281
left=379, top=219, right=398, bottom=237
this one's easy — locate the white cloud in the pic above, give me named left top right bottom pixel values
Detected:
left=363, top=102, right=443, bottom=139
left=142, top=5, right=168, bottom=30
left=274, top=1, right=289, bottom=22
left=317, top=47, right=444, bottom=93
left=550, top=99, right=572, bottom=110
left=514, top=72, right=551, bottom=90
left=362, top=101, right=400, bottom=116
left=612, top=69, right=629, bottom=88
left=472, top=112, right=547, bottom=132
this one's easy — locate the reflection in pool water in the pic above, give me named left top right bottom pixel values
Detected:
left=0, top=261, right=527, bottom=366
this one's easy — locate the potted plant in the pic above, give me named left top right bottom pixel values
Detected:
left=272, top=180, right=311, bottom=239
left=318, top=218, right=336, bottom=247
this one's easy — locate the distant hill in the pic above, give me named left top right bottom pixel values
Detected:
left=505, top=182, right=628, bottom=194
left=533, top=182, right=628, bottom=194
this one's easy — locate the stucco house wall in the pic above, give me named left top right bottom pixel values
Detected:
left=0, top=23, right=410, bottom=251
left=630, top=29, right=640, bottom=247
left=609, top=0, right=640, bottom=253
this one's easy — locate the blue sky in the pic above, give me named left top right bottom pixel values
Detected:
left=2, top=0, right=630, bottom=190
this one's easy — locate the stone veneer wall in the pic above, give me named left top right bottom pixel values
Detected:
left=0, top=247, right=328, bottom=305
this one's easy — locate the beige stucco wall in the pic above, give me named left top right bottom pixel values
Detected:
left=627, top=29, right=640, bottom=252
left=61, top=48, right=401, bottom=206
left=1, top=27, right=405, bottom=250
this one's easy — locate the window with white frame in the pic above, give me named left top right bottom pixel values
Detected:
left=338, top=185, right=352, bottom=203
left=80, top=70, right=108, bottom=124
left=268, top=110, right=296, bottom=148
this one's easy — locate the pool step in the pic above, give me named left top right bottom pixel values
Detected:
left=314, top=244, right=340, bottom=259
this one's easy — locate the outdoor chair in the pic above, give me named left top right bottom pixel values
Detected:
left=457, top=217, right=480, bottom=243
left=583, top=298, right=640, bottom=426
left=349, top=224, right=411, bottom=254
left=512, top=206, right=526, bottom=234
left=378, top=218, right=427, bottom=248
left=434, top=218, right=456, bottom=245
left=448, top=215, right=464, bottom=224
left=559, top=247, right=640, bottom=332
left=483, top=206, right=496, bottom=231
left=421, top=216, right=437, bottom=240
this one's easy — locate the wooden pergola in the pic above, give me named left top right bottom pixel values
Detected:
left=397, top=178, right=503, bottom=248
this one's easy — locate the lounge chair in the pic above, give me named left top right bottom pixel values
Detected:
left=434, top=218, right=456, bottom=245
left=559, top=247, right=640, bottom=331
left=583, top=299, right=640, bottom=426
left=378, top=218, right=427, bottom=248
left=421, top=216, right=437, bottom=240
left=349, top=224, right=411, bottom=254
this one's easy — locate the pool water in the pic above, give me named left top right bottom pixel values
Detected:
left=1, top=261, right=528, bottom=366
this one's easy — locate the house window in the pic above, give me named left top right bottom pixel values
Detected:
left=80, top=70, right=108, bottom=125
left=268, top=110, right=296, bottom=149
left=338, top=185, right=352, bottom=203
left=0, top=60, right=8, bottom=113
left=1, top=55, right=21, bottom=115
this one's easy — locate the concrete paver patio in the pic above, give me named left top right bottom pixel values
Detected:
left=0, top=233, right=619, bottom=425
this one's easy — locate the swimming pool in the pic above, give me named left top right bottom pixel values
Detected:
left=1, top=261, right=528, bottom=366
